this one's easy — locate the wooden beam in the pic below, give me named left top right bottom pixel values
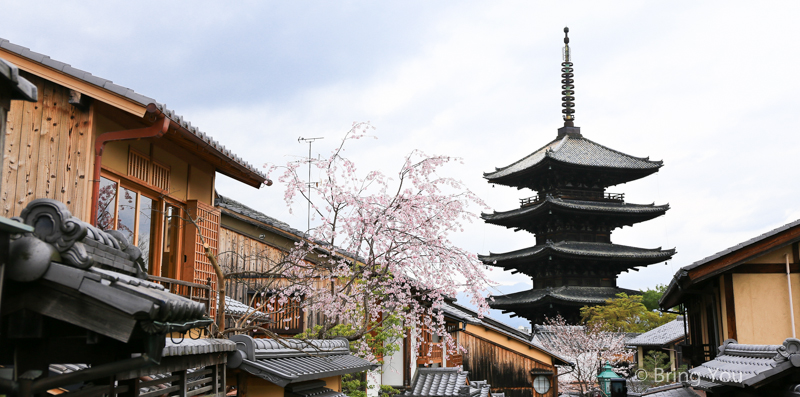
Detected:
left=689, top=226, right=800, bottom=284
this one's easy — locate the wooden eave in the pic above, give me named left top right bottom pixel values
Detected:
left=661, top=223, right=800, bottom=308
left=0, top=48, right=147, bottom=117
left=1, top=47, right=266, bottom=188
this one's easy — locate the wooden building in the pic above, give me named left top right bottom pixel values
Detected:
left=0, top=37, right=269, bottom=316
left=378, top=301, right=572, bottom=397
left=479, top=28, right=673, bottom=324
left=660, top=217, right=800, bottom=366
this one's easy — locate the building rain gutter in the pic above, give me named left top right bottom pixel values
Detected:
left=788, top=253, right=796, bottom=338
left=89, top=103, right=169, bottom=226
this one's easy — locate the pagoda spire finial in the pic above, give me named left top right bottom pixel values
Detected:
left=561, top=27, right=576, bottom=127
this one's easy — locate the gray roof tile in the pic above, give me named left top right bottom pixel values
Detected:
left=689, top=338, right=800, bottom=390
left=406, top=368, right=473, bottom=397
left=162, top=338, right=236, bottom=357
left=229, top=335, right=377, bottom=387
left=627, top=317, right=685, bottom=347
left=485, top=134, right=662, bottom=180
left=639, top=383, right=700, bottom=397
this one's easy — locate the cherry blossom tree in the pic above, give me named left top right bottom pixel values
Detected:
left=537, top=315, right=632, bottom=396
left=266, top=122, right=492, bottom=359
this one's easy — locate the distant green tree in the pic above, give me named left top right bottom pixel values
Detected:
left=641, top=284, right=669, bottom=312
left=580, top=293, right=676, bottom=333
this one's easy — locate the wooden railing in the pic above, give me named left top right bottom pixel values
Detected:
left=147, top=275, right=213, bottom=313
left=447, top=353, right=463, bottom=367
left=520, top=190, right=624, bottom=207
left=416, top=342, right=443, bottom=365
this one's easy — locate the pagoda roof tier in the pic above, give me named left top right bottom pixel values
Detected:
left=479, top=241, right=675, bottom=270
left=482, top=196, right=669, bottom=232
left=484, top=133, right=662, bottom=188
left=489, top=286, right=641, bottom=310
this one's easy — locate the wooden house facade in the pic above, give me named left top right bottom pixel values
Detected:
left=660, top=217, right=800, bottom=366
left=0, top=38, right=269, bottom=317
left=378, top=302, right=571, bottom=397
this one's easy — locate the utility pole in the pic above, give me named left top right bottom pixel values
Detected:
left=298, top=137, right=323, bottom=232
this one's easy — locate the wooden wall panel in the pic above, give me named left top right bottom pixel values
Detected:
left=1, top=74, right=93, bottom=219
left=460, top=332, right=556, bottom=397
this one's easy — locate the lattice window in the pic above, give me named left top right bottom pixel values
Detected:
left=151, top=161, right=170, bottom=192
left=185, top=200, right=221, bottom=318
left=127, top=150, right=150, bottom=183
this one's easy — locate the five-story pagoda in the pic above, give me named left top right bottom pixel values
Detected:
left=480, top=28, right=675, bottom=324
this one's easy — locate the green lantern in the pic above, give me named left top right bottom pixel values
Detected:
left=596, top=362, right=622, bottom=396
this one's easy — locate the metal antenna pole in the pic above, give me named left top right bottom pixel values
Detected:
left=298, top=137, right=323, bottom=232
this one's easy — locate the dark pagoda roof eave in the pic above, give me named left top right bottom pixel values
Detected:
left=483, top=135, right=664, bottom=187
left=488, top=286, right=643, bottom=308
left=481, top=198, right=670, bottom=224
left=479, top=243, right=676, bottom=266
left=485, top=159, right=663, bottom=189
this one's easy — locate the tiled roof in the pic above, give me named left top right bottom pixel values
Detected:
left=162, top=338, right=236, bottom=357
left=0, top=38, right=266, bottom=182
left=635, top=383, right=700, bottom=397
left=480, top=241, right=674, bottom=265
left=285, top=380, right=346, bottom=397
left=438, top=301, right=573, bottom=366
left=405, top=368, right=486, bottom=397
left=688, top=338, right=800, bottom=390
left=229, top=335, right=377, bottom=387
left=225, top=296, right=267, bottom=318
left=216, top=194, right=305, bottom=239
left=627, top=317, right=685, bottom=347
left=485, top=134, right=662, bottom=181
left=0, top=57, right=37, bottom=101
left=9, top=199, right=211, bottom=340
left=491, top=286, right=641, bottom=307
left=482, top=196, right=668, bottom=223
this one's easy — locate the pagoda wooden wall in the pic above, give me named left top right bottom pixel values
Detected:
left=2, top=72, right=93, bottom=219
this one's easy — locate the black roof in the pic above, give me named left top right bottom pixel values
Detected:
left=480, top=241, right=675, bottom=269
left=490, top=286, right=641, bottom=309
left=229, top=335, right=377, bottom=387
left=482, top=196, right=668, bottom=232
left=484, top=133, right=662, bottom=188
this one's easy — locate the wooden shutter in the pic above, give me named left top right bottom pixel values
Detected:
left=183, top=200, right=221, bottom=318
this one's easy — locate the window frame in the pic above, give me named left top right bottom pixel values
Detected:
left=98, top=168, right=186, bottom=277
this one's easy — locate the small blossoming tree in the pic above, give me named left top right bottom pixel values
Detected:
left=538, top=315, right=632, bottom=396
left=266, top=122, right=492, bottom=360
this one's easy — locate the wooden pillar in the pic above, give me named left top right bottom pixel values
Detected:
left=118, top=377, right=140, bottom=397
left=176, top=370, right=188, bottom=397
left=236, top=370, right=248, bottom=397
left=208, top=364, right=220, bottom=396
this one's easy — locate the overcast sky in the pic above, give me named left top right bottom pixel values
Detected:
left=5, top=1, right=800, bottom=328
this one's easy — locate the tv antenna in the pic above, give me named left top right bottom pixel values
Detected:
left=298, top=136, right=323, bottom=232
